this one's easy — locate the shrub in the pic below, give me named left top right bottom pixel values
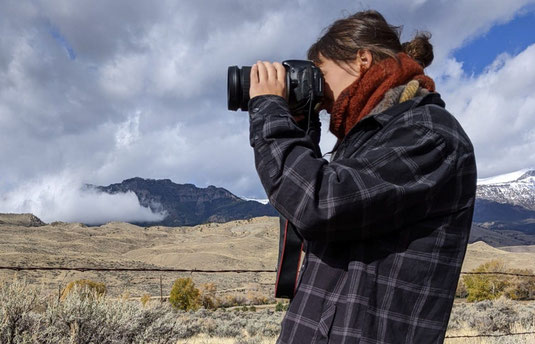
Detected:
left=446, top=297, right=535, bottom=335
left=140, top=293, right=152, bottom=306
left=275, top=301, right=288, bottom=312
left=455, top=277, right=468, bottom=298
left=38, top=287, right=185, bottom=343
left=169, top=277, right=200, bottom=311
left=61, top=279, right=106, bottom=301
left=246, top=291, right=271, bottom=305
left=220, top=294, right=248, bottom=308
left=503, top=268, right=535, bottom=300
left=0, top=279, right=285, bottom=343
left=199, top=282, right=218, bottom=310
left=463, top=260, right=535, bottom=302
left=463, top=260, right=510, bottom=302
left=0, top=278, right=39, bottom=344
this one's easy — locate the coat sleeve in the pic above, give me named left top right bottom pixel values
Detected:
left=249, top=95, right=456, bottom=242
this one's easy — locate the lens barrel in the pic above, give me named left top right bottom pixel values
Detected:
left=227, top=66, right=251, bottom=111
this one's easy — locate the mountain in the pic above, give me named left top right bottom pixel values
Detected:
left=469, top=223, right=535, bottom=247
left=477, top=169, right=535, bottom=211
left=473, top=168, right=535, bottom=236
left=90, top=169, right=535, bottom=243
left=90, top=177, right=277, bottom=226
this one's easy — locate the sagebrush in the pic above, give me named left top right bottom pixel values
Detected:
left=461, top=259, right=535, bottom=302
left=2, top=278, right=534, bottom=344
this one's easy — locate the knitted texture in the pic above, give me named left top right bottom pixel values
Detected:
left=399, top=79, right=421, bottom=103
left=328, top=53, right=435, bottom=139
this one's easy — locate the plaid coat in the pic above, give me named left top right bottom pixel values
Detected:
left=248, top=93, right=477, bottom=344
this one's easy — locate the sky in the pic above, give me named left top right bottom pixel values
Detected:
left=1, top=0, right=535, bottom=223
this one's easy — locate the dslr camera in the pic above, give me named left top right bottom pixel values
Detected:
left=227, top=60, right=324, bottom=117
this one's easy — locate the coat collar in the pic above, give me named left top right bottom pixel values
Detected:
left=329, top=92, right=446, bottom=159
left=361, top=92, right=446, bottom=128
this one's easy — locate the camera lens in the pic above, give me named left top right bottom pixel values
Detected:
left=227, top=66, right=251, bottom=111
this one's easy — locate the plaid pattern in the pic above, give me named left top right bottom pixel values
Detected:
left=248, top=93, right=477, bottom=344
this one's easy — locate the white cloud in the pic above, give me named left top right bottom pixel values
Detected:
left=0, top=172, right=166, bottom=225
left=1, top=0, right=535, bottom=209
left=99, top=54, right=148, bottom=99
left=437, top=44, right=535, bottom=178
left=115, top=113, right=141, bottom=148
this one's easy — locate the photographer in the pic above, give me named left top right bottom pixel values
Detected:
left=248, top=10, right=477, bottom=344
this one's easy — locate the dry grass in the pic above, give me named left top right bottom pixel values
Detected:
left=445, top=297, right=535, bottom=343
left=2, top=216, right=535, bottom=343
left=0, top=217, right=281, bottom=298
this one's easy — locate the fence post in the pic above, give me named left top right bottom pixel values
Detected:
left=160, top=275, right=163, bottom=303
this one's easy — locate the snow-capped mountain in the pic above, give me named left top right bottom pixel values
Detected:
left=476, top=168, right=535, bottom=211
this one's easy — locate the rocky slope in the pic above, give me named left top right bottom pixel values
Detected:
left=474, top=168, right=535, bottom=235
left=477, top=169, right=535, bottom=211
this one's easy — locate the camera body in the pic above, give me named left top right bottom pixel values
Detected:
left=227, top=60, right=324, bottom=116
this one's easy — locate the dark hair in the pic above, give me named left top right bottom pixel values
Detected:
left=307, top=10, right=433, bottom=68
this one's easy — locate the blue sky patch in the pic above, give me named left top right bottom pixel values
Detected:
left=47, top=24, right=76, bottom=60
left=453, top=8, right=535, bottom=75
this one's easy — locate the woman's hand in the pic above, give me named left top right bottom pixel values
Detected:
left=249, top=61, right=287, bottom=100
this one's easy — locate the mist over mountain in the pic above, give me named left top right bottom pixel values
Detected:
left=89, top=177, right=277, bottom=226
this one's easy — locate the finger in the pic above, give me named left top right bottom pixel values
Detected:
left=250, top=64, right=259, bottom=85
left=256, top=60, right=267, bottom=82
left=263, top=61, right=276, bottom=82
left=273, top=62, right=286, bottom=83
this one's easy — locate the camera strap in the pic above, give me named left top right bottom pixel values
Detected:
left=274, top=93, right=314, bottom=300
left=275, top=216, right=304, bottom=299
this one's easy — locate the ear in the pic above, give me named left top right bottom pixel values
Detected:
left=356, top=49, right=373, bottom=71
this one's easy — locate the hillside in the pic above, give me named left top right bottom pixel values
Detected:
left=2, top=215, right=535, bottom=299
left=0, top=215, right=280, bottom=298
left=468, top=223, right=535, bottom=246
left=0, top=213, right=46, bottom=227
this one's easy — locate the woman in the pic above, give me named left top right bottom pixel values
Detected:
left=248, top=10, right=476, bottom=344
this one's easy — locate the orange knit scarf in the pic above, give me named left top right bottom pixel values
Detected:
left=327, top=53, right=435, bottom=139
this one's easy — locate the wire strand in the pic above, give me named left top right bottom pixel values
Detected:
left=445, top=331, right=535, bottom=339
left=1, top=266, right=534, bottom=277
left=0, top=266, right=276, bottom=273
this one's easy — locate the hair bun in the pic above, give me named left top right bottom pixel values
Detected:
left=402, top=32, right=433, bottom=68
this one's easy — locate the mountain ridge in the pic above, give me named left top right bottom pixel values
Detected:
left=88, top=177, right=277, bottom=226
left=473, top=168, right=535, bottom=235
left=476, top=168, right=535, bottom=211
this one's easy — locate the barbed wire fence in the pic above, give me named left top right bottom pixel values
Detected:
left=1, top=265, right=534, bottom=340
left=3, top=265, right=535, bottom=276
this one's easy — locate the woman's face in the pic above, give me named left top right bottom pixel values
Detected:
left=316, top=51, right=372, bottom=107
left=317, top=57, right=360, bottom=104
